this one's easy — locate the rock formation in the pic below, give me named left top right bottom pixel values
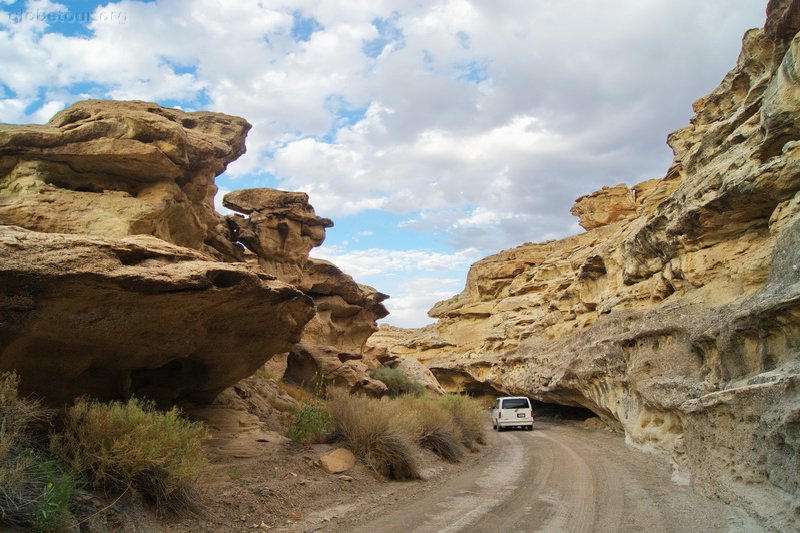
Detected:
left=570, top=184, right=638, bottom=231
left=224, top=189, right=390, bottom=396
left=0, top=100, right=247, bottom=259
left=0, top=226, right=313, bottom=406
left=366, top=325, right=446, bottom=395
left=0, top=100, right=387, bottom=404
left=373, top=1, right=800, bottom=529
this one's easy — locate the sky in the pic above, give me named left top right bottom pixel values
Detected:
left=0, top=0, right=767, bottom=327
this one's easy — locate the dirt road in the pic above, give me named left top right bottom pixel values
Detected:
left=321, top=420, right=763, bottom=533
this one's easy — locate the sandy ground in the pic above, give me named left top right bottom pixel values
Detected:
left=285, top=420, right=767, bottom=533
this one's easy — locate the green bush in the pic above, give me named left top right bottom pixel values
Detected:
left=327, top=392, right=420, bottom=480
left=369, top=367, right=425, bottom=398
left=437, top=394, right=486, bottom=447
left=53, top=397, right=208, bottom=515
left=286, top=401, right=331, bottom=444
left=0, top=373, right=77, bottom=532
left=28, top=456, right=78, bottom=533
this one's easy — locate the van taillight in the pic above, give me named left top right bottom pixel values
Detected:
left=531, top=410, right=535, bottom=417
left=498, top=412, right=502, bottom=418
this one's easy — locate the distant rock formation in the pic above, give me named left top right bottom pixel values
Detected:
left=371, top=1, right=800, bottom=529
left=0, top=100, right=387, bottom=404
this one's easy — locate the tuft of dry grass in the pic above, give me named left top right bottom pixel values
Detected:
left=327, top=392, right=420, bottom=480
left=53, top=397, right=209, bottom=516
left=437, top=394, right=486, bottom=448
left=395, top=396, right=465, bottom=462
left=277, top=381, right=315, bottom=404
left=0, top=373, right=49, bottom=461
left=0, top=372, right=76, bottom=532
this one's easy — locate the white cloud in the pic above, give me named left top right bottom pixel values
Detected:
left=310, top=245, right=479, bottom=326
left=311, top=245, right=479, bottom=278
left=381, top=277, right=464, bottom=328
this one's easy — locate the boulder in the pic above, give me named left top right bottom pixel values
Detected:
left=319, top=448, right=356, bottom=474
left=393, top=358, right=445, bottom=395
left=0, top=100, right=389, bottom=407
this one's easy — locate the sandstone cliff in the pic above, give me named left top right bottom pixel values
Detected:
left=372, top=1, right=800, bottom=529
left=0, top=100, right=386, bottom=404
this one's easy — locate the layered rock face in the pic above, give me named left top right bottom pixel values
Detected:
left=0, top=100, right=386, bottom=404
left=0, top=226, right=313, bottom=405
left=0, top=100, right=248, bottom=259
left=375, top=2, right=800, bottom=529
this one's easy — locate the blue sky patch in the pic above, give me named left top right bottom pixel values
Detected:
left=1, top=84, right=15, bottom=98
left=362, top=13, right=404, bottom=58
left=23, top=88, right=48, bottom=115
left=291, top=11, right=323, bottom=42
left=162, top=61, right=199, bottom=76
left=323, top=209, right=443, bottom=251
left=321, top=94, right=367, bottom=141
left=456, top=60, right=490, bottom=83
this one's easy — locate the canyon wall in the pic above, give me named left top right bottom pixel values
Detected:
left=372, top=1, right=800, bottom=529
left=0, top=100, right=387, bottom=405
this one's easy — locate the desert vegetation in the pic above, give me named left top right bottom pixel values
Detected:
left=0, top=372, right=77, bottom=532
left=286, top=372, right=486, bottom=480
left=1, top=364, right=485, bottom=531
left=369, top=367, right=426, bottom=397
left=53, top=397, right=208, bottom=515
left=0, top=373, right=209, bottom=531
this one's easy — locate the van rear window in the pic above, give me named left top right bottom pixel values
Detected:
left=501, top=398, right=529, bottom=409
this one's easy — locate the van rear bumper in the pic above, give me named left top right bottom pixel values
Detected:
left=496, top=419, right=533, bottom=427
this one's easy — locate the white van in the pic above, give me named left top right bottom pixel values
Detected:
left=491, top=396, right=534, bottom=431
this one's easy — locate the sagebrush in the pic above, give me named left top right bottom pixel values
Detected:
left=53, top=397, right=208, bottom=515
left=369, top=367, right=425, bottom=398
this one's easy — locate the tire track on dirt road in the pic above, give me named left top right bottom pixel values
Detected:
left=314, top=421, right=767, bottom=533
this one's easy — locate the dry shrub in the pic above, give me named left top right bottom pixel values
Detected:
left=53, top=397, right=208, bottom=515
left=369, top=367, right=425, bottom=398
left=0, top=372, right=49, bottom=460
left=437, top=394, right=486, bottom=447
left=0, top=373, right=76, bottom=532
left=277, top=381, right=315, bottom=404
left=327, top=392, right=420, bottom=480
left=396, top=396, right=465, bottom=462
